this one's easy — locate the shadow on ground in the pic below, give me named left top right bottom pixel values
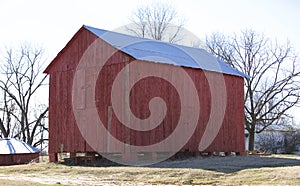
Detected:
left=149, top=155, right=300, bottom=173
left=61, top=154, right=300, bottom=173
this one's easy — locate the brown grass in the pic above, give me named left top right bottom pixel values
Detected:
left=0, top=154, right=299, bottom=185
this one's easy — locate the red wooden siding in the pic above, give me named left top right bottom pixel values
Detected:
left=45, top=27, right=245, bottom=158
left=47, top=27, right=99, bottom=153
left=0, top=153, right=39, bottom=166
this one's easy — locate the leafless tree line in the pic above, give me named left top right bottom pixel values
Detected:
left=0, top=45, right=48, bottom=148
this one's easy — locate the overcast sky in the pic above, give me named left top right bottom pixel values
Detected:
left=0, top=0, right=299, bottom=123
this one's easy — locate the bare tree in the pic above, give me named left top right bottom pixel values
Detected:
left=127, top=2, right=185, bottom=43
left=0, top=44, right=48, bottom=147
left=206, top=30, right=300, bottom=151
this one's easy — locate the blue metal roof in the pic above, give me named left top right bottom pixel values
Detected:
left=84, top=25, right=249, bottom=78
left=0, top=138, right=40, bottom=154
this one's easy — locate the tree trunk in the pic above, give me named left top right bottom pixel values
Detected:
left=248, top=132, right=255, bottom=151
left=0, top=119, right=9, bottom=138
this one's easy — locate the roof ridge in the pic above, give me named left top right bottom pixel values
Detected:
left=84, top=25, right=191, bottom=46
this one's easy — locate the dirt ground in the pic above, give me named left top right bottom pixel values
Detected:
left=0, top=154, right=299, bottom=185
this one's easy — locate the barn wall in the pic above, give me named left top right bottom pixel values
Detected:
left=46, top=28, right=245, bottom=159
left=94, top=60, right=245, bottom=154
left=47, top=28, right=131, bottom=154
left=0, top=153, right=39, bottom=166
left=179, top=70, right=245, bottom=154
left=48, top=28, right=99, bottom=154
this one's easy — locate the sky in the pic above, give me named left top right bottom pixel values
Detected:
left=0, top=0, right=300, bottom=123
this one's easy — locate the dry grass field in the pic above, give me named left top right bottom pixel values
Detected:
left=0, top=154, right=299, bottom=185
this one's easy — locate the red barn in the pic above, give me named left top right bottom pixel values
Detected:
left=44, top=25, right=247, bottom=164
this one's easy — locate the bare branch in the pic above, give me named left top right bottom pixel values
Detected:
left=126, top=2, right=185, bottom=44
